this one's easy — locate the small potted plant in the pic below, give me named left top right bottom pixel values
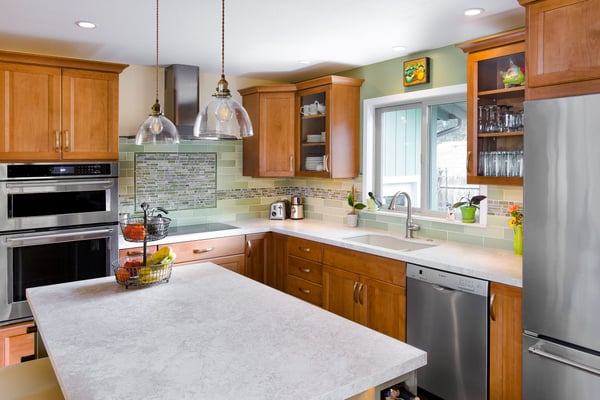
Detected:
left=452, top=193, right=487, bottom=223
left=347, top=185, right=366, bottom=227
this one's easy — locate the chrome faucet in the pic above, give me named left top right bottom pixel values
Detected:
left=387, top=191, right=420, bottom=238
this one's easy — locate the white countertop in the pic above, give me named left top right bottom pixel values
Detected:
left=120, top=218, right=523, bottom=287
left=27, top=263, right=426, bottom=400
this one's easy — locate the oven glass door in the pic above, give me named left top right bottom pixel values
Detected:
left=1, top=178, right=118, bottom=231
left=1, top=225, right=118, bottom=323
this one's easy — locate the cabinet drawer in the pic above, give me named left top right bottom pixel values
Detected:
left=287, top=236, right=322, bottom=263
left=286, top=275, right=322, bottom=307
left=165, top=235, right=245, bottom=264
left=323, top=245, right=405, bottom=287
left=288, top=255, right=322, bottom=284
left=119, top=246, right=158, bottom=258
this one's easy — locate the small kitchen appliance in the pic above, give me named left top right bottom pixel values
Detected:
left=269, top=200, right=290, bottom=220
left=290, top=196, right=304, bottom=220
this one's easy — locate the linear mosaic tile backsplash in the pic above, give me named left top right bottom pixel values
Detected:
left=135, top=153, right=217, bottom=210
left=119, top=138, right=522, bottom=251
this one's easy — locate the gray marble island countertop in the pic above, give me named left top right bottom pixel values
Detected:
left=27, top=263, right=426, bottom=400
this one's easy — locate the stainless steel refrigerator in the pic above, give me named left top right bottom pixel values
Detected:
left=523, top=93, right=600, bottom=398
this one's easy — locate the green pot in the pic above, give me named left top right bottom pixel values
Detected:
left=460, top=206, right=477, bottom=223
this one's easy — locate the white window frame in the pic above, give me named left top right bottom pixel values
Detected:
left=362, top=83, right=488, bottom=225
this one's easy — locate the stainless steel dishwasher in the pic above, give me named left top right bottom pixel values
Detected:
left=406, top=264, right=489, bottom=400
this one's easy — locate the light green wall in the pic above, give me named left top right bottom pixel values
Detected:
left=121, top=43, right=522, bottom=251
left=340, top=45, right=467, bottom=100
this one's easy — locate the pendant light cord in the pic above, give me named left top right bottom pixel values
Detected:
left=155, top=0, right=160, bottom=101
left=221, top=0, right=225, bottom=77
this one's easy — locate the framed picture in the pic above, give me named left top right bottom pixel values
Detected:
left=403, top=57, right=430, bottom=86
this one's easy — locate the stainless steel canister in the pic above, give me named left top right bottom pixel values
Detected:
left=290, top=196, right=304, bottom=219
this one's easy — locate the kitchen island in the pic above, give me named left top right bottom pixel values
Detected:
left=27, top=262, right=426, bottom=400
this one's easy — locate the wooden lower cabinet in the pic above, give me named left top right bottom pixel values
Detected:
left=0, top=320, right=36, bottom=367
left=322, top=245, right=406, bottom=341
left=489, top=282, right=522, bottom=400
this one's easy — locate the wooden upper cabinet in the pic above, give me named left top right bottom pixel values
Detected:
left=61, top=68, right=120, bottom=160
left=239, top=85, right=296, bottom=177
left=0, top=51, right=127, bottom=162
left=0, top=62, right=62, bottom=160
left=295, top=75, right=363, bottom=179
left=457, top=29, right=525, bottom=186
left=519, top=0, right=600, bottom=99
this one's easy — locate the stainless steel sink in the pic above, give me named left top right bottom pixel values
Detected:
left=343, top=234, right=436, bottom=252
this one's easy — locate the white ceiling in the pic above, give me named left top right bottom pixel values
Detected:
left=0, top=0, right=525, bottom=82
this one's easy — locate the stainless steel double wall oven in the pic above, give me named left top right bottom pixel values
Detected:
left=0, top=162, right=119, bottom=324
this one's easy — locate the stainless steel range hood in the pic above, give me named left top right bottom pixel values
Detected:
left=164, top=64, right=200, bottom=139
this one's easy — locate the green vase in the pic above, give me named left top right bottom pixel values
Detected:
left=460, top=206, right=477, bottom=223
left=513, top=225, right=523, bottom=255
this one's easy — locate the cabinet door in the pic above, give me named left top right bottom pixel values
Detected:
left=61, top=68, right=119, bottom=160
left=245, top=233, right=268, bottom=283
left=489, top=282, right=522, bottom=400
left=523, top=0, right=600, bottom=98
left=241, top=87, right=295, bottom=177
left=322, top=265, right=360, bottom=322
left=0, top=62, right=61, bottom=161
left=362, top=276, right=406, bottom=341
left=267, top=233, right=286, bottom=291
left=465, top=40, right=525, bottom=186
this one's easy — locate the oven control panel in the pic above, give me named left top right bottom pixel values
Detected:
left=2, top=162, right=117, bottom=180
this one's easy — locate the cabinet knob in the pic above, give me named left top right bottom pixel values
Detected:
left=298, top=287, right=311, bottom=295
left=299, top=267, right=311, bottom=273
left=299, top=247, right=311, bottom=253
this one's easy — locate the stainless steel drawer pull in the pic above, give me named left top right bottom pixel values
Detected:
left=299, top=267, right=311, bottom=273
left=358, top=283, right=364, bottom=305
left=193, top=247, right=215, bottom=253
left=299, top=247, right=311, bottom=253
left=298, top=288, right=311, bottom=295
left=489, top=293, right=497, bottom=321
left=528, top=346, right=600, bottom=376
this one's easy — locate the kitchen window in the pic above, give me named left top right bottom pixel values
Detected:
left=363, top=84, right=487, bottom=222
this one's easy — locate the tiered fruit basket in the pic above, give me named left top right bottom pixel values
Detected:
left=114, top=202, right=174, bottom=288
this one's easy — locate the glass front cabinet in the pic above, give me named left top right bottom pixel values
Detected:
left=295, top=76, right=363, bottom=178
left=457, top=28, right=525, bottom=186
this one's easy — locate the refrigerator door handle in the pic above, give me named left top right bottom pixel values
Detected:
left=528, top=345, right=600, bottom=376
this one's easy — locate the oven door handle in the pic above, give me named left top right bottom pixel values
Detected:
left=5, top=180, right=115, bottom=192
left=4, top=228, right=116, bottom=245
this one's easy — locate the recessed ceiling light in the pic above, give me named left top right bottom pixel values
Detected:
left=464, top=8, right=484, bottom=16
left=75, top=21, right=96, bottom=29
left=298, top=60, right=311, bottom=65
left=392, top=45, right=407, bottom=52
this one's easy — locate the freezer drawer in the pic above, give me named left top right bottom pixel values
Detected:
left=523, top=334, right=600, bottom=399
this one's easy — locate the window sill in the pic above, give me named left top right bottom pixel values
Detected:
left=362, top=209, right=488, bottom=228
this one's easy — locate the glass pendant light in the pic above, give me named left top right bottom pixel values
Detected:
left=135, top=0, right=179, bottom=145
left=193, top=0, right=254, bottom=140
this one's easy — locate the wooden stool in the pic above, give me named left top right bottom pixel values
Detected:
left=0, top=357, right=64, bottom=399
